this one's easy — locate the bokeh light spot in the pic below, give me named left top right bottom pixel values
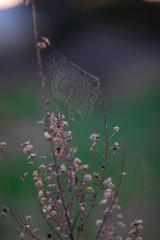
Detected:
left=0, top=0, right=23, bottom=10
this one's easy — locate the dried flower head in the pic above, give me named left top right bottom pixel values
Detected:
left=116, top=213, right=123, bottom=218
left=44, top=131, right=52, bottom=140
left=86, top=186, right=94, bottom=192
left=74, top=158, right=81, bottom=165
left=131, top=219, right=143, bottom=226
left=20, top=172, right=28, bottom=181
left=104, top=188, right=113, bottom=199
left=96, top=219, right=103, bottom=226
left=32, top=228, right=39, bottom=233
left=41, top=36, right=50, bottom=46
left=116, top=236, right=123, bottom=240
left=89, top=133, right=99, bottom=141
left=39, top=164, right=46, bottom=170
left=26, top=215, right=32, bottom=220
left=23, top=144, right=33, bottom=154
left=0, top=141, right=7, bottom=148
left=19, top=232, right=25, bottom=239
left=104, top=177, right=112, bottom=185
left=35, top=180, right=43, bottom=189
left=99, top=199, right=107, bottom=205
left=28, top=153, right=37, bottom=159
left=80, top=164, right=89, bottom=170
left=113, top=126, right=120, bottom=132
left=117, top=221, right=126, bottom=227
left=84, top=174, right=92, bottom=182
left=27, top=161, right=34, bottom=166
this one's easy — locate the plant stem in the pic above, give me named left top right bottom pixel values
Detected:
left=94, top=141, right=125, bottom=240
left=30, top=2, right=74, bottom=239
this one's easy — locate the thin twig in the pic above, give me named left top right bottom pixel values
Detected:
left=8, top=199, right=39, bottom=240
left=1, top=148, right=63, bottom=240
left=76, top=81, right=108, bottom=240
left=94, top=141, right=125, bottom=240
left=30, top=2, right=74, bottom=238
left=95, top=147, right=105, bottom=160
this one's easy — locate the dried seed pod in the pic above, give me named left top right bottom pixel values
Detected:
left=27, top=161, right=34, bottom=166
left=131, top=219, right=143, bottom=226
left=116, top=236, right=123, bottom=240
left=99, top=199, right=107, bottom=205
left=32, top=228, right=39, bottom=233
left=86, top=186, right=94, bottom=192
left=20, top=172, right=28, bottom=181
left=113, top=126, right=119, bottom=132
left=0, top=141, right=7, bottom=147
left=23, top=144, right=33, bottom=154
left=44, top=131, right=52, bottom=140
left=80, top=164, right=89, bottom=170
left=33, top=171, right=38, bottom=177
left=96, top=219, right=103, bottom=226
left=35, top=180, right=43, bottom=189
left=117, top=221, right=126, bottom=227
left=89, top=133, right=99, bottom=141
left=104, top=189, right=113, bottom=199
left=39, top=164, right=46, bottom=170
left=40, top=197, right=47, bottom=204
left=19, top=232, right=25, bottom=239
left=74, top=158, right=81, bottom=165
left=104, top=177, right=112, bottom=185
left=84, top=174, right=92, bottom=182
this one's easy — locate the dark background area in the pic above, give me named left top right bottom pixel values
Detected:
left=0, top=0, right=160, bottom=239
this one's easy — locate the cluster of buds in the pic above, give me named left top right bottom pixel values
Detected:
left=95, top=173, right=127, bottom=239
left=33, top=170, right=43, bottom=189
left=48, top=111, right=72, bottom=149
left=106, top=224, right=114, bottom=239
left=21, top=141, right=33, bottom=154
left=0, top=141, right=7, bottom=149
left=84, top=174, right=92, bottom=182
left=89, top=133, right=99, bottom=151
left=19, top=109, right=97, bottom=236
left=103, top=177, right=115, bottom=200
left=79, top=202, right=85, bottom=212
left=128, top=219, right=143, bottom=239
left=5, top=101, right=141, bottom=240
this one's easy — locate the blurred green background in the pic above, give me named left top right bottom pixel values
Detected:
left=0, top=0, right=160, bottom=239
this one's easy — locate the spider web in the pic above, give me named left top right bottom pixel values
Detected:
left=46, top=47, right=99, bottom=123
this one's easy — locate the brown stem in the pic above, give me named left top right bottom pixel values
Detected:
left=94, top=141, right=125, bottom=240
left=8, top=199, right=39, bottom=240
left=1, top=149, right=63, bottom=240
left=28, top=152, right=63, bottom=216
left=76, top=82, right=108, bottom=240
left=30, top=2, right=74, bottom=239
